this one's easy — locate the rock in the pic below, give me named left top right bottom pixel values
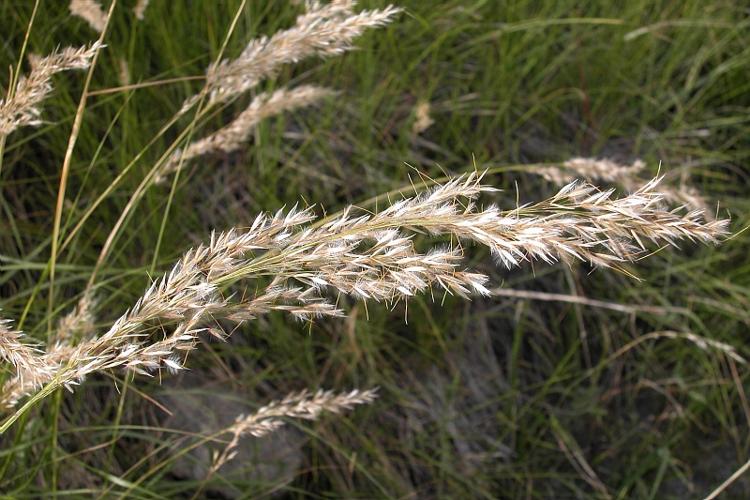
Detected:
left=158, top=376, right=304, bottom=498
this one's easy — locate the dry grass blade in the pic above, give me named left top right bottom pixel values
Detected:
left=608, top=330, right=746, bottom=365
left=705, top=458, right=750, bottom=500
left=490, top=287, right=689, bottom=316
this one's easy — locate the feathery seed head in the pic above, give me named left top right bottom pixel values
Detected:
left=188, top=3, right=400, bottom=109
left=0, top=42, right=103, bottom=137
left=69, top=0, right=108, bottom=33
left=0, top=173, right=728, bottom=410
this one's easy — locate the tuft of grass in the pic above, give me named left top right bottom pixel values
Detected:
left=0, top=0, right=749, bottom=497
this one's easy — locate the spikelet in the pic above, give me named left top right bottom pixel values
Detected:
left=412, top=100, right=434, bottom=135
left=133, top=0, right=150, bottom=20
left=69, top=0, right=107, bottom=33
left=534, top=157, right=712, bottom=215
left=0, top=318, right=58, bottom=408
left=156, top=85, right=333, bottom=184
left=117, top=58, right=130, bottom=86
left=209, top=388, right=377, bottom=472
left=232, top=389, right=378, bottom=438
left=52, top=293, right=97, bottom=346
left=0, top=318, right=44, bottom=373
left=536, top=157, right=645, bottom=187
left=0, top=42, right=102, bottom=137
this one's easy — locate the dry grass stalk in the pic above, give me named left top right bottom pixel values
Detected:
left=69, top=0, right=107, bottom=33
left=535, top=157, right=712, bottom=215
left=0, top=42, right=102, bottom=137
left=157, top=85, right=333, bottom=184
left=133, top=0, right=150, bottom=20
left=490, top=287, right=689, bottom=316
left=186, top=1, right=400, bottom=110
left=0, top=173, right=727, bottom=410
left=489, top=290, right=745, bottom=363
left=209, top=388, right=377, bottom=473
left=609, top=330, right=745, bottom=365
left=660, top=331, right=745, bottom=364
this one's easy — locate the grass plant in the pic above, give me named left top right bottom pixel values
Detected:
left=0, top=0, right=748, bottom=497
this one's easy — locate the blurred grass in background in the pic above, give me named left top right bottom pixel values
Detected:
left=0, top=0, right=749, bottom=497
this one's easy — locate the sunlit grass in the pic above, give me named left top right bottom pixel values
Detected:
left=0, top=0, right=748, bottom=497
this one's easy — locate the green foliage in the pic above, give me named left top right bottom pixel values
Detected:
left=0, top=0, right=748, bottom=497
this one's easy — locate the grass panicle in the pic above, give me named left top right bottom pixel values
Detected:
left=186, top=1, right=401, bottom=110
left=209, top=388, right=377, bottom=473
left=69, top=0, right=107, bottom=33
left=157, top=85, right=334, bottom=183
left=0, top=41, right=102, bottom=137
left=535, top=157, right=712, bottom=215
left=0, top=172, right=727, bottom=413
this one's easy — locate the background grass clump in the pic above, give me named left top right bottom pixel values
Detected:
left=1, top=0, right=749, bottom=497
